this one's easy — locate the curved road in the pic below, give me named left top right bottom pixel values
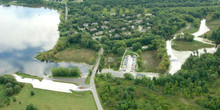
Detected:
left=90, top=48, right=103, bottom=110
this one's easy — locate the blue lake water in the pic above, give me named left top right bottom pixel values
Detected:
left=0, top=5, right=91, bottom=76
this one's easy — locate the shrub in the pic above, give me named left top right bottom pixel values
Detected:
left=124, top=73, right=134, bottom=80
left=6, top=87, right=13, bottom=96
left=51, top=67, right=81, bottom=77
left=13, top=97, right=17, bottom=102
left=26, top=103, right=38, bottom=110
left=31, top=91, right=35, bottom=96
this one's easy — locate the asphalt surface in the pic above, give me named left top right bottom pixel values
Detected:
left=90, top=48, right=103, bottom=110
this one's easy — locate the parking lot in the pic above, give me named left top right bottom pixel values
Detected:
left=122, top=55, right=137, bottom=73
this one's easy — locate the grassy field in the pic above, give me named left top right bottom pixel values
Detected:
left=15, top=73, right=43, bottom=81
left=1, top=84, right=97, bottom=110
left=53, top=44, right=97, bottom=65
left=141, top=50, right=160, bottom=73
left=172, top=40, right=214, bottom=51
left=183, top=23, right=198, bottom=34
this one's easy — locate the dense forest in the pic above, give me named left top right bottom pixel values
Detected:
left=95, top=48, right=220, bottom=110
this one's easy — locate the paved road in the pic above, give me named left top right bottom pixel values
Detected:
left=90, top=48, right=103, bottom=110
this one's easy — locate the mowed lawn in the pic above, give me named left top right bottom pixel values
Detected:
left=141, top=50, right=160, bottom=73
left=172, top=40, right=214, bottom=51
left=1, top=84, right=97, bottom=110
left=54, top=44, right=97, bottom=65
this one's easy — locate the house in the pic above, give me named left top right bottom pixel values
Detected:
left=147, top=26, right=152, bottom=30
left=136, top=20, right=143, bottom=24
left=101, top=25, right=109, bottom=29
left=145, top=13, right=152, bottom=16
left=131, top=25, right=135, bottom=29
left=109, top=29, right=115, bottom=33
left=83, top=23, right=88, bottom=27
left=146, top=17, right=150, bottom=20
left=137, top=14, right=141, bottom=17
left=95, top=31, right=103, bottom=35
left=121, top=27, right=126, bottom=31
left=115, top=34, right=120, bottom=37
left=91, top=22, right=98, bottom=26
left=123, top=32, right=131, bottom=36
left=90, top=28, right=97, bottom=31
left=110, top=13, right=115, bottom=15
left=104, top=21, right=109, bottom=24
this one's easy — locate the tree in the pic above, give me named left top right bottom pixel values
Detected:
left=26, top=103, right=38, bottom=110
left=211, top=26, right=220, bottom=47
left=6, top=87, right=13, bottom=96
left=31, top=91, right=35, bottom=96
left=124, top=73, right=134, bottom=80
left=14, top=85, right=21, bottom=93
left=132, top=42, right=142, bottom=51
left=137, top=49, right=142, bottom=55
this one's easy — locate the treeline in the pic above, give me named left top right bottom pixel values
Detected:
left=36, top=32, right=101, bottom=61
left=84, top=0, right=219, bottom=8
left=0, top=75, right=24, bottom=97
left=0, top=75, right=24, bottom=106
left=150, top=38, right=170, bottom=73
left=176, top=32, right=194, bottom=41
left=211, top=26, right=220, bottom=47
left=51, top=67, right=81, bottom=77
left=95, top=48, right=220, bottom=110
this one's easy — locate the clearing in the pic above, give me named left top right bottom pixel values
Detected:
left=172, top=40, right=214, bottom=51
left=141, top=50, right=160, bottom=73
left=0, top=84, right=97, bottom=110
left=52, top=44, right=97, bottom=65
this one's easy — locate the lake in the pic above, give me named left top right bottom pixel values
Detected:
left=0, top=5, right=92, bottom=77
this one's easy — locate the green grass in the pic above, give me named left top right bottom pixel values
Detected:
left=53, top=44, right=97, bottom=65
left=1, top=84, right=97, bottom=110
left=183, top=23, right=198, bottom=34
left=141, top=50, right=160, bottom=73
left=85, top=76, right=91, bottom=85
left=15, top=73, right=43, bottom=81
left=172, top=40, right=214, bottom=51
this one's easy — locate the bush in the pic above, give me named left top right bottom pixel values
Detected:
left=26, top=103, right=38, bottom=110
left=4, top=97, right=10, bottom=106
left=31, top=91, right=35, bottom=96
left=51, top=67, right=81, bottom=77
left=6, top=87, right=13, bottom=96
left=124, top=73, right=134, bottom=80
left=13, top=97, right=17, bottom=102
left=14, top=85, right=21, bottom=93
